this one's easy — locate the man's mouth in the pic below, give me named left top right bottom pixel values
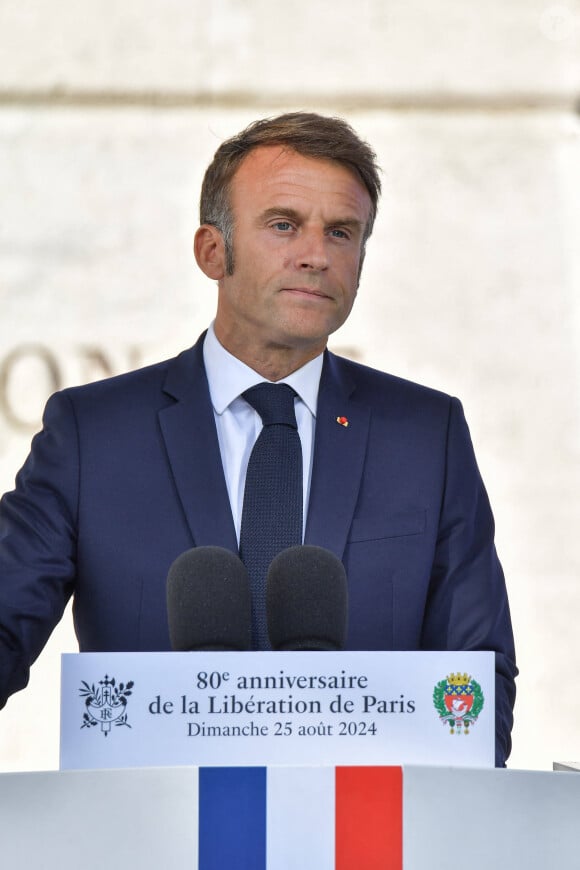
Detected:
left=282, top=287, right=332, bottom=300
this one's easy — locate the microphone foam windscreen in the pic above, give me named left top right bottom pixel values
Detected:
left=167, top=546, right=252, bottom=651
left=266, top=545, right=348, bottom=651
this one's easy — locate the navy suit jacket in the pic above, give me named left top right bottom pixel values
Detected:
left=0, top=334, right=516, bottom=762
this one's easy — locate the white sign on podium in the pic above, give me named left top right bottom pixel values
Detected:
left=60, top=650, right=494, bottom=769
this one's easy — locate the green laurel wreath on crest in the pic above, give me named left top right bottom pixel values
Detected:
left=433, top=678, right=485, bottom=725
left=433, top=680, right=449, bottom=717
left=469, top=680, right=484, bottom=721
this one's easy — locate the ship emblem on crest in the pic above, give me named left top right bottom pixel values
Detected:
left=433, top=673, right=484, bottom=735
left=79, top=675, right=134, bottom=736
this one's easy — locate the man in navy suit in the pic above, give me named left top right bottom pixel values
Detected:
left=0, top=113, right=516, bottom=764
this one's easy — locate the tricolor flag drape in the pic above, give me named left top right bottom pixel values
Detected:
left=196, top=766, right=403, bottom=869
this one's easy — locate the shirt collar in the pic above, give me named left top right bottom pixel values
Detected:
left=203, top=322, right=322, bottom=417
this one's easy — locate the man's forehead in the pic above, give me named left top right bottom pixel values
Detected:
left=230, top=145, right=371, bottom=213
left=235, top=144, right=360, bottom=178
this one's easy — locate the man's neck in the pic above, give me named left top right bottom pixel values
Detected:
left=213, top=327, right=326, bottom=382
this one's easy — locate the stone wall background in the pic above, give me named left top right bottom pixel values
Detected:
left=1, top=0, right=579, bottom=771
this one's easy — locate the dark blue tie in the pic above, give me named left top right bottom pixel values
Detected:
left=239, top=383, right=303, bottom=649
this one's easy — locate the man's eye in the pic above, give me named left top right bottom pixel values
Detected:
left=273, top=221, right=293, bottom=231
left=330, top=228, right=349, bottom=239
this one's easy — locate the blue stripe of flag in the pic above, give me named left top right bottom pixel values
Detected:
left=199, top=767, right=267, bottom=870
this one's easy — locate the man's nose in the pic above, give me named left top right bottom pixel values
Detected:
left=295, top=229, right=329, bottom=271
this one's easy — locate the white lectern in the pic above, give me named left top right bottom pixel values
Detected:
left=2, top=650, right=571, bottom=868
left=0, top=764, right=579, bottom=869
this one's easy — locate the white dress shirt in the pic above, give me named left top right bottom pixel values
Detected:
left=203, top=323, right=323, bottom=543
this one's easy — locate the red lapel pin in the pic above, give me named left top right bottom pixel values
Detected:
left=336, top=416, right=349, bottom=428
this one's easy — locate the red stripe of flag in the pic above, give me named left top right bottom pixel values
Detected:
left=335, top=766, right=403, bottom=870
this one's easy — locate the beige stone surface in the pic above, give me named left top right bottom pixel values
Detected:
left=0, top=1, right=579, bottom=101
left=1, top=104, right=579, bottom=772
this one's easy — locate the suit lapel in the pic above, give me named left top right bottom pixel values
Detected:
left=305, top=351, right=370, bottom=560
left=158, top=336, right=238, bottom=553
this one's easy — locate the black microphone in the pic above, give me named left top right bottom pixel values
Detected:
left=166, top=546, right=252, bottom=651
left=266, top=545, right=348, bottom=651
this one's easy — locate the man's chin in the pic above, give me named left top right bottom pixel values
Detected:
left=267, top=327, right=330, bottom=356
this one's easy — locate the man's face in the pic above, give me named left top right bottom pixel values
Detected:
left=212, top=146, right=372, bottom=367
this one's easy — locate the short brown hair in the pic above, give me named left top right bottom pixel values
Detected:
left=200, top=112, right=381, bottom=273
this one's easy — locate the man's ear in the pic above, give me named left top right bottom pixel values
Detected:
left=194, top=225, right=226, bottom=280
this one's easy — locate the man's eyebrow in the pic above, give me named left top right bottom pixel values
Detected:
left=259, top=206, right=302, bottom=223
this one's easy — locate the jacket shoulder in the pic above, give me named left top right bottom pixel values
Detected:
left=48, top=343, right=203, bottom=418
left=327, top=352, right=455, bottom=412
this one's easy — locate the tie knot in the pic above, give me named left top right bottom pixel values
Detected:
left=243, top=382, right=298, bottom=428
